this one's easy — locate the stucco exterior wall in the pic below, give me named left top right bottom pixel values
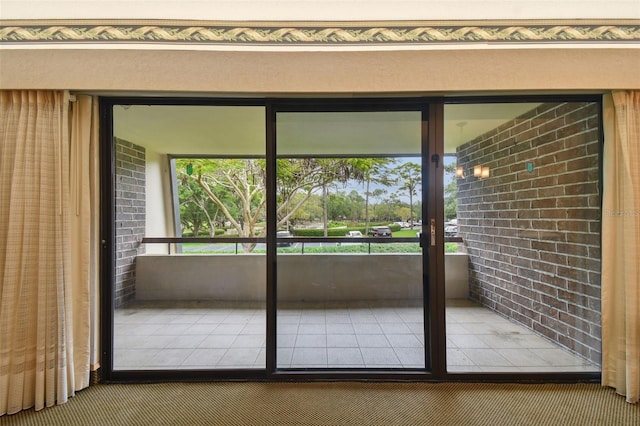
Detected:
left=144, top=149, right=174, bottom=253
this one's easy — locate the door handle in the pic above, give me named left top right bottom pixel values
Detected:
left=430, top=219, right=436, bottom=246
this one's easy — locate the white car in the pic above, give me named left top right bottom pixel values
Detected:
left=444, top=225, right=458, bottom=237
left=339, top=230, right=363, bottom=246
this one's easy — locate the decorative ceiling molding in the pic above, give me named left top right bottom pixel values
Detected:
left=1, top=20, right=639, bottom=45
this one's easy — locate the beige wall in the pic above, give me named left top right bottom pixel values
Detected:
left=1, top=46, right=638, bottom=93
left=2, top=1, right=638, bottom=20
left=144, top=150, right=174, bottom=253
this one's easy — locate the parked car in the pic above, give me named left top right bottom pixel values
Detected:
left=444, top=225, right=458, bottom=237
left=339, top=230, right=364, bottom=246
left=277, top=230, right=292, bottom=247
left=368, top=226, right=392, bottom=237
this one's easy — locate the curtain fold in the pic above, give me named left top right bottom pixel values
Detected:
left=602, top=90, right=640, bottom=404
left=69, top=95, right=101, bottom=390
left=0, top=90, right=99, bottom=415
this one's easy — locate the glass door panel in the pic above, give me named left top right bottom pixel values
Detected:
left=443, top=102, right=601, bottom=373
left=274, top=109, right=427, bottom=370
left=111, top=104, right=267, bottom=371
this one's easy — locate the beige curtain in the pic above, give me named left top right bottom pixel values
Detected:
left=602, top=90, right=640, bottom=404
left=0, top=91, right=99, bottom=415
left=69, top=95, right=101, bottom=389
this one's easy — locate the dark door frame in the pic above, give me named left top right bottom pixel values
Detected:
left=99, top=95, right=601, bottom=384
left=265, top=98, right=440, bottom=380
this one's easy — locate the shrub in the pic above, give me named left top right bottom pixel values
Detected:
left=387, top=224, right=402, bottom=232
left=293, top=227, right=367, bottom=237
left=445, top=242, right=460, bottom=253
left=273, top=242, right=421, bottom=254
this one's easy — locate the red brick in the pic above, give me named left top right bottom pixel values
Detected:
left=510, top=180, right=532, bottom=191
left=531, top=198, right=557, bottom=209
left=531, top=175, right=558, bottom=188
left=565, top=280, right=601, bottom=299
left=586, top=140, right=601, bottom=155
left=539, top=209, right=567, bottom=219
left=566, top=156, right=599, bottom=172
left=537, top=186, right=564, bottom=198
left=518, top=210, right=540, bottom=219
left=557, top=120, right=589, bottom=140
left=530, top=220, right=557, bottom=230
left=566, top=232, right=600, bottom=246
left=532, top=322, right=559, bottom=340
left=538, top=162, right=567, bottom=176
left=557, top=220, right=590, bottom=232
left=539, top=272, right=567, bottom=289
left=565, top=182, right=599, bottom=195
left=537, top=231, right=566, bottom=242
left=557, top=196, right=589, bottom=208
left=456, top=101, right=601, bottom=365
left=510, top=238, right=532, bottom=249
left=567, top=208, right=600, bottom=220
left=532, top=260, right=557, bottom=275
left=556, top=146, right=587, bottom=163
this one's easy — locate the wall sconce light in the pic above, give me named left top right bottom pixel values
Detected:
left=456, top=165, right=490, bottom=179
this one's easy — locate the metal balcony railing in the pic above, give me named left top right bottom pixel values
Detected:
left=141, top=236, right=463, bottom=254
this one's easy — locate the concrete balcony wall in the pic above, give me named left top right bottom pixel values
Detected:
left=135, top=253, right=469, bottom=302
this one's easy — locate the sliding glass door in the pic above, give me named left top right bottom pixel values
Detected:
left=272, top=103, right=432, bottom=371
left=109, top=103, right=268, bottom=372
left=103, top=98, right=436, bottom=380
left=103, top=96, right=600, bottom=382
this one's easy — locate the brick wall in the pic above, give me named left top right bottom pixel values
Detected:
left=456, top=102, right=601, bottom=364
left=115, top=138, right=146, bottom=308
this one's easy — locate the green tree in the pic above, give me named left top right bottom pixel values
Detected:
left=395, top=206, right=412, bottom=223
left=275, top=158, right=362, bottom=237
left=444, top=162, right=458, bottom=221
left=311, top=159, right=366, bottom=236
left=178, top=158, right=367, bottom=251
left=393, top=162, right=422, bottom=227
left=346, top=190, right=366, bottom=221
left=178, top=178, right=222, bottom=237
left=375, top=193, right=406, bottom=222
left=327, top=191, right=350, bottom=221
left=356, top=158, right=395, bottom=234
left=328, top=190, right=366, bottom=222
left=370, top=188, right=387, bottom=221
left=178, top=159, right=266, bottom=251
left=288, top=193, right=322, bottom=225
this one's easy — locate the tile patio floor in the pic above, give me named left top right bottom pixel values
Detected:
left=113, top=299, right=598, bottom=373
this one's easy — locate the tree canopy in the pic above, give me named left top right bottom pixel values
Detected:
left=175, top=157, right=436, bottom=252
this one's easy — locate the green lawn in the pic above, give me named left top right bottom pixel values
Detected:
left=391, top=229, right=420, bottom=237
left=180, top=241, right=459, bottom=254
